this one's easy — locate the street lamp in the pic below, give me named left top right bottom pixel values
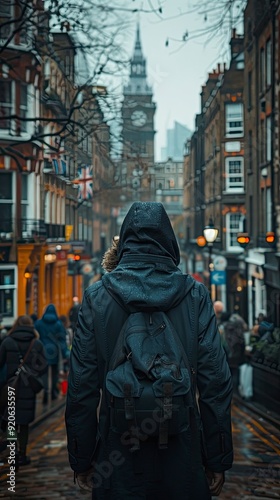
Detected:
left=203, top=219, right=219, bottom=298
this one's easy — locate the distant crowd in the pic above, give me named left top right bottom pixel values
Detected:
left=0, top=297, right=81, bottom=469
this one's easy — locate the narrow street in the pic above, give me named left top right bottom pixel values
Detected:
left=0, top=400, right=279, bottom=499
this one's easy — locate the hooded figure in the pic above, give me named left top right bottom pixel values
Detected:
left=65, top=202, right=233, bottom=499
left=0, top=315, right=47, bottom=466
left=35, top=304, right=69, bottom=402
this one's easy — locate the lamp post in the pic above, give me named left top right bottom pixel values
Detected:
left=203, top=219, right=219, bottom=299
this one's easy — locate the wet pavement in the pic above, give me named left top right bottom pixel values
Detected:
left=0, top=398, right=279, bottom=499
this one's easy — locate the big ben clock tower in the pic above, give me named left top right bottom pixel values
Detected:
left=122, top=24, right=156, bottom=197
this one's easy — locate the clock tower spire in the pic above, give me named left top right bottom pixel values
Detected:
left=122, top=23, right=156, bottom=199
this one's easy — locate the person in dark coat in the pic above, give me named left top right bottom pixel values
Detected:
left=35, top=304, right=69, bottom=404
left=68, top=296, right=80, bottom=335
left=65, top=202, right=233, bottom=499
left=0, top=315, right=47, bottom=465
left=223, top=312, right=247, bottom=391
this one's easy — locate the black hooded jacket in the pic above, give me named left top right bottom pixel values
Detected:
left=65, top=202, right=233, bottom=486
left=0, top=326, right=47, bottom=424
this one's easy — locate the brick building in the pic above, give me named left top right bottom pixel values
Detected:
left=0, top=1, right=114, bottom=325
left=184, top=0, right=280, bottom=326
left=184, top=31, right=247, bottom=316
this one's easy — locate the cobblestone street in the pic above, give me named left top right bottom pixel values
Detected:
left=0, top=400, right=279, bottom=499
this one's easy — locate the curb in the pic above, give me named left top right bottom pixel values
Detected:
left=30, top=399, right=66, bottom=430
left=234, top=394, right=280, bottom=429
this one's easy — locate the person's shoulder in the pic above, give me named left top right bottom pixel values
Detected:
left=32, top=337, right=45, bottom=349
left=0, top=335, right=16, bottom=351
left=0, top=335, right=11, bottom=348
left=187, top=276, right=209, bottom=298
left=84, top=280, right=104, bottom=298
left=55, top=319, right=65, bottom=330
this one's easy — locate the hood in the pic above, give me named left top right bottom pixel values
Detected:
left=10, top=325, right=38, bottom=341
left=117, top=202, right=180, bottom=265
left=41, top=304, right=59, bottom=324
left=102, top=202, right=194, bottom=312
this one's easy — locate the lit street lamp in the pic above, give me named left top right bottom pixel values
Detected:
left=203, top=219, right=219, bottom=298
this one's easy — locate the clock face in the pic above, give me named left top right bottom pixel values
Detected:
left=132, top=63, right=143, bottom=75
left=131, top=110, right=147, bottom=127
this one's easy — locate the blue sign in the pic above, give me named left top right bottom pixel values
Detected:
left=210, top=270, right=226, bottom=285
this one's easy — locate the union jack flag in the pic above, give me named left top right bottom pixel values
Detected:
left=75, top=166, right=93, bottom=200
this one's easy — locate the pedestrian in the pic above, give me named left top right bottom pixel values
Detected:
left=68, top=296, right=80, bottom=336
left=30, top=313, right=38, bottom=324
left=35, top=304, right=70, bottom=404
left=213, top=300, right=225, bottom=326
left=223, top=312, right=247, bottom=391
left=0, top=315, right=47, bottom=466
left=65, top=202, right=233, bottom=499
left=218, top=311, right=232, bottom=360
left=59, top=314, right=72, bottom=372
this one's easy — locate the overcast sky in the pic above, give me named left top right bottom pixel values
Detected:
left=121, top=0, right=240, bottom=161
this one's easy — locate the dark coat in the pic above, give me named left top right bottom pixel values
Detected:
left=224, top=314, right=246, bottom=368
left=65, top=202, right=233, bottom=499
left=0, top=326, right=47, bottom=424
left=68, top=303, right=80, bottom=328
left=35, top=304, right=69, bottom=365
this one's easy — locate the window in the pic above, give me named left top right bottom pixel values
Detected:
left=226, top=213, right=243, bottom=251
left=225, top=157, right=244, bottom=192
left=249, top=196, right=253, bottom=235
left=247, top=71, right=252, bottom=109
left=260, top=48, right=265, bottom=92
left=21, top=174, right=28, bottom=220
left=0, top=267, right=16, bottom=319
left=0, top=81, right=12, bottom=129
left=248, top=130, right=253, bottom=172
left=0, top=1, right=12, bottom=40
left=20, top=84, right=28, bottom=133
left=225, top=103, right=244, bottom=137
left=260, top=120, right=265, bottom=164
left=261, top=188, right=265, bottom=232
left=266, top=39, right=272, bottom=87
left=266, top=187, right=272, bottom=232
left=266, top=115, right=272, bottom=162
left=236, top=51, right=244, bottom=70
left=0, top=172, right=14, bottom=233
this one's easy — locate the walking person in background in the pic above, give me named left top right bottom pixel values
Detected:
left=35, top=304, right=70, bottom=404
left=59, top=314, right=72, bottom=372
left=213, top=300, right=225, bottom=326
left=66, top=202, right=233, bottom=499
left=68, top=296, right=80, bottom=336
left=223, top=312, right=247, bottom=391
left=0, top=315, right=47, bottom=466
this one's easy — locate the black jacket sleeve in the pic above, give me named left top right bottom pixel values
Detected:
left=65, top=291, right=101, bottom=473
left=196, top=286, right=233, bottom=472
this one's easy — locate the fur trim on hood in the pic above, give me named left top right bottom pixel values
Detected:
left=101, top=236, right=119, bottom=273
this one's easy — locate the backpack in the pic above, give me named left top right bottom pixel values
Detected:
left=0, top=338, right=44, bottom=412
left=105, top=310, right=195, bottom=451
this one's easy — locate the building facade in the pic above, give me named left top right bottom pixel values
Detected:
left=184, top=32, right=247, bottom=317
left=183, top=1, right=280, bottom=326
left=0, top=1, right=114, bottom=326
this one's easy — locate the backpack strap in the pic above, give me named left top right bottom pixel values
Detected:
left=158, top=382, right=173, bottom=449
left=124, top=383, right=140, bottom=452
left=9, top=337, right=36, bottom=374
